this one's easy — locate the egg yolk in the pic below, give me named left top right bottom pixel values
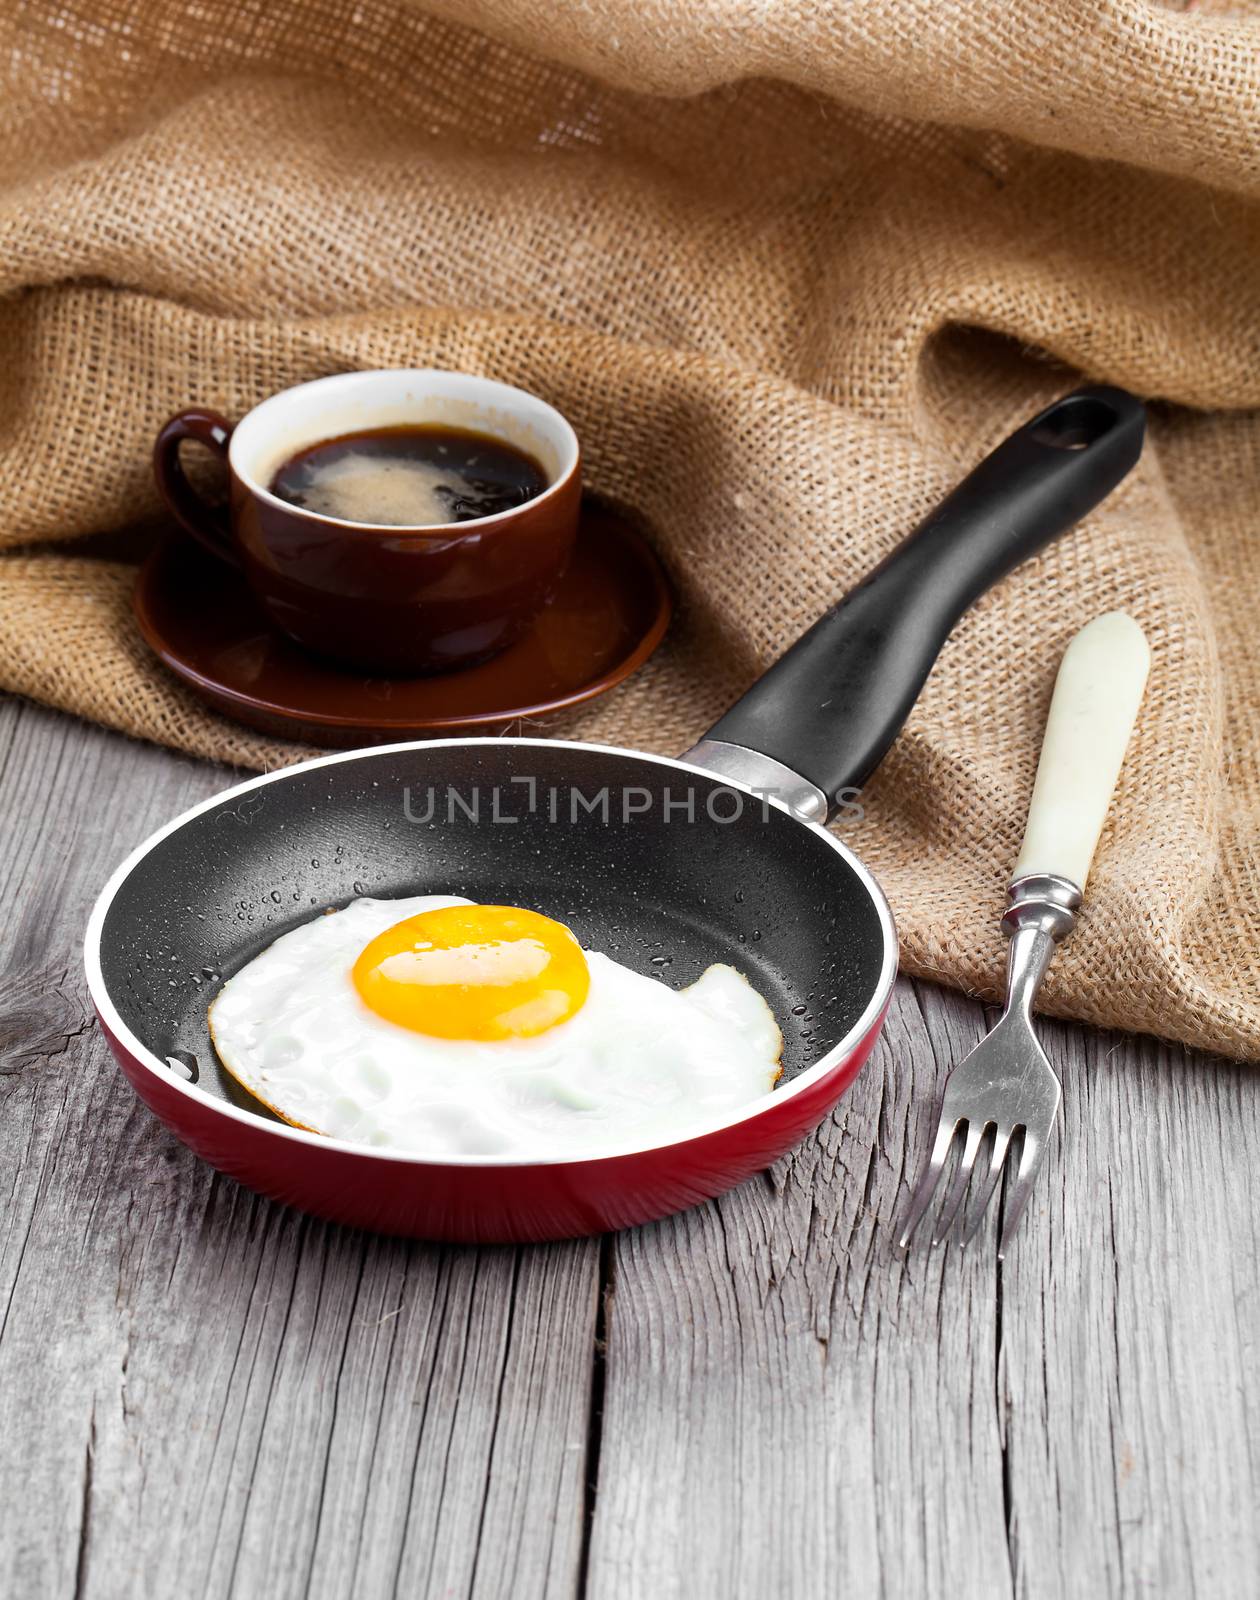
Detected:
left=352, top=905, right=590, bottom=1040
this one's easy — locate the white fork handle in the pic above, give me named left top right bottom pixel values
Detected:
left=1013, top=611, right=1150, bottom=891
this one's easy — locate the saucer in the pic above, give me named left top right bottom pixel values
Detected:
left=133, top=497, right=672, bottom=746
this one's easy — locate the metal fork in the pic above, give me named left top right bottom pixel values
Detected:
left=897, top=873, right=1078, bottom=1256
left=897, top=611, right=1150, bottom=1258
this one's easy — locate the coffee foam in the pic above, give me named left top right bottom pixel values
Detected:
left=291, top=452, right=459, bottom=526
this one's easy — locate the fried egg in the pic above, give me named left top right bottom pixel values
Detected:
left=207, top=895, right=782, bottom=1157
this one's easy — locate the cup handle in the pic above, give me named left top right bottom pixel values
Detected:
left=153, top=408, right=239, bottom=567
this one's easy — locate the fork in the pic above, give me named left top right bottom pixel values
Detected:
left=897, top=611, right=1150, bottom=1258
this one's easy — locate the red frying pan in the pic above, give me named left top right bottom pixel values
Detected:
left=84, top=387, right=1144, bottom=1241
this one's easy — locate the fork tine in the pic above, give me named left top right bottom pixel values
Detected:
left=958, top=1123, right=1014, bottom=1247
left=896, top=1112, right=961, bottom=1254
left=997, top=1130, right=1049, bottom=1259
left=932, top=1120, right=986, bottom=1245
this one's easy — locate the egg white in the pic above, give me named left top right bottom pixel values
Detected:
left=207, top=895, right=783, bottom=1158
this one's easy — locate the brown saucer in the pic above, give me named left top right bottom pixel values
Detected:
left=133, top=497, right=672, bottom=746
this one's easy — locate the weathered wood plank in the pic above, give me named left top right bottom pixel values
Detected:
left=587, top=986, right=1260, bottom=1597
left=1000, top=1015, right=1260, bottom=1598
left=586, top=979, right=1013, bottom=1599
left=3, top=698, right=1258, bottom=1600
left=0, top=701, right=599, bottom=1600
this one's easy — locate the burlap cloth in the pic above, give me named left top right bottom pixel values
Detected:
left=2, top=0, right=1258, bottom=1058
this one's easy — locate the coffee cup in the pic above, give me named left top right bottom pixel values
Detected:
left=154, top=369, right=582, bottom=675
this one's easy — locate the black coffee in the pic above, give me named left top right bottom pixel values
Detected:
left=269, top=424, right=549, bottom=527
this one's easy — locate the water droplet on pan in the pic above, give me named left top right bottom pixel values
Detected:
left=166, top=1050, right=199, bottom=1084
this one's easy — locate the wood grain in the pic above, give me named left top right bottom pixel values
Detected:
left=0, top=702, right=599, bottom=1600
left=587, top=980, right=1014, bottom=1599
left=1, top=698, right=1257, bottom=1598
left=587, top=993, right=1260, bottom=1599
left=999, top=1018, right=1260, bottom=1598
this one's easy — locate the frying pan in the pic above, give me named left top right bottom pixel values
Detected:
left=84, top=386, right=1145, bottom=1242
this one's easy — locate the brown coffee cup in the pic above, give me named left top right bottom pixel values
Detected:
left=154, top=369, right=582, bottom=675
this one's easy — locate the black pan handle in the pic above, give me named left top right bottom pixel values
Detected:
left=694, top=385, right=1145, bottom=814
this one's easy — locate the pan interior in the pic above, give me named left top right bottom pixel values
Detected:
left=97, top=743, right=889, bottom=1125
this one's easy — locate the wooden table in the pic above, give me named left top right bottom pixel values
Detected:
left=2, top=696, right=1257, bottom=1598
